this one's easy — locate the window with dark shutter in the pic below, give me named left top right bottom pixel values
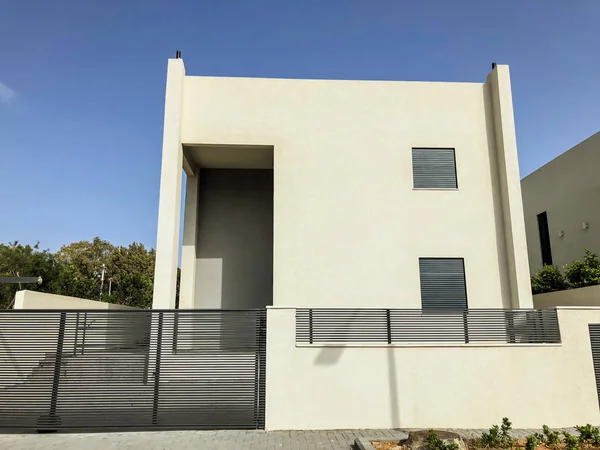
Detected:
left=419, top=258, right=467, bottom=310
left=412, top=148, right=458, bottom=189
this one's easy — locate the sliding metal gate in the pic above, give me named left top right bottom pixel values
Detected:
left=0, top=309, right=266, bottom=431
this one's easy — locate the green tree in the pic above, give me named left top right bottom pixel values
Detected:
left=0, top=241, right=62, bottom=309
left=530, top=264, right=568, bottom=295
left=565, top=250, right=600, bottom=289
left=1, top=238, right=179, bottom=310
left=107, top=243, right=155, bottom=308
left=54, top=237, right=116, bottom=300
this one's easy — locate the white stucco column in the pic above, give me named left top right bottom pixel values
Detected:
left=152, top=58, right=185, bottom=310
left=486, top=65, right=533, bottom=309
left=178, top=172, right=199, bottom=309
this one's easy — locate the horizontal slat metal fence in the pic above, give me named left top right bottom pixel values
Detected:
left=296, top=308, right=561, bottom=344
left=588, top=324, right=600, bottom=409
left=0, top=309, right=266, bottom=431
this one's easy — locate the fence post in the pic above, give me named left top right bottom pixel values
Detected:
left=38, top=312, right=66, bottom=430
left=462, top=309, right=470, bottom=344
left=386, top=309, right=392, bottom=344
left=506, top=310, right=516, bottom=343
left=253, top=311, right=267, bottom=429
left=151, top=312, right=164, bottom=426
left=172, top=310, right=179, bottom=354
left=309, top=309, right=313, bottom=344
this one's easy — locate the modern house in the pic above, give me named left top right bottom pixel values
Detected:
left=6, top=58, right=600, bottom=434
left=152, top=56, right=533, bottom=312
left=522, top=131, right=600, bottom=273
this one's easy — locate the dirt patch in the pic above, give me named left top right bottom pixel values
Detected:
left=372, top=441, right=404, bottom=450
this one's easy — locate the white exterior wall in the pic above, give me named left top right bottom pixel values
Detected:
left=265, top=307, right=600, bottom=430
left=171, top=64, right=531, bottom=309
left=522, top=132, right=600, bottom=273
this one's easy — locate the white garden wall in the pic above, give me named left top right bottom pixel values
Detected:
left=265, top=307, right=600, bottom=430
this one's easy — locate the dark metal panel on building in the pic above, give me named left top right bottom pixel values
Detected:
left=412, top=148, right=458, bottom=189
left=419, top=258, right=467, bottom=310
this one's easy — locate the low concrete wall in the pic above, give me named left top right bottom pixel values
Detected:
left=265, top=307, right=600, bottom=430
left=534, top=285, right=600, bottom=308
left=13, top=291, right=139, bottom=310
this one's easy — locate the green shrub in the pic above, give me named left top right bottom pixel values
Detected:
left=565, top=250, right=600, bottom=289
left=480, top=418, right=513, bottom=448
left=575, top=424, right=600, bottom=445
left=563, top=432, right=579, bottom=450
left=427, top=430, right=459, bottom=450
left=531, top=265, right=568, bottom=294
left=525, top=435, right=538, bottom=450
left=542, top=425, right=560, bottom=446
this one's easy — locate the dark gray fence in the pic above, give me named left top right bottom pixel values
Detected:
left=296, top=308, right=561, bottom=344
left=588, top=324, right=600, bottom=408
left=0, top=309, right=266, bottom=431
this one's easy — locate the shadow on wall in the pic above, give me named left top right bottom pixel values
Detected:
left=312, top=309, right=401, bottom=428
left=483, top=81, right=512, bottom=309
left=195, top=169, right=274, bottom=310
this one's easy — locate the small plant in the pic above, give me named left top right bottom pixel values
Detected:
left=565, top=250, right=600, bottom=289
left=481, top=425, right=501, bottom=448
left=531, top=265, right=568, bottom=294
left=427, top=430, right=459, bottom=450
left=543, top=425, right=561, bottom=446
left=575, top=424, right=600, bottom=445
left=481, top=418, right=513, bottom=448
left=525, top=435, right=538, bottom=450
left=532, top=432, right=545, bottom=445
left=563, top=432, right=579, bottom=450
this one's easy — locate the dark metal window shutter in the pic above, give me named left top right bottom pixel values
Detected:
left=419, top=258, right=467, bottom=309
left=412, top=148, right=457, bottom=189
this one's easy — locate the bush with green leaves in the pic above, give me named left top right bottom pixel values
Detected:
left=575, top=424, right=600, bottom=446
left=541, top=425, right=560, bottom=446
left=563, top=432, right=579, bottom=450
left=480, top=418, right=513, bottom=448
left=565, top=250, right=600, bottom=289
left=427, top=430, right=459, bottom=450
left=525, top=435, right=539, bottom=450
left=531, top=265, right=568, bottom=295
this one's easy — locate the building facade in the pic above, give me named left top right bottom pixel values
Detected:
left=522, top=131, right=600, bottom=274
left=152, top=58, right=532, bottom=311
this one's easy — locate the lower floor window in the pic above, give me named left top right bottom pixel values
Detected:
left=419, top=258, right=467, bottom=310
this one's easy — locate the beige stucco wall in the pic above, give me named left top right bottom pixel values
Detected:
left=170, top=63, right=531, bottom=309
left=522, top=132, right=600, bottom=274
left=534, top=285, right=600, bottom=309
left=13, top=290, right=139, bottom=310
left=265, top=307, right=600, bottom=430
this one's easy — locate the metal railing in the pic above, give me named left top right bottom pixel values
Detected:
left=0, top=309, right=266, bottom=431
left=296, top=308, right=561, bottom=344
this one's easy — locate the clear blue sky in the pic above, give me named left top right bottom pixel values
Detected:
left=1, top=0, right=599, bottom=252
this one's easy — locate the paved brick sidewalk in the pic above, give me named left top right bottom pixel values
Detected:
left=0, top=429, right=394, bottom=450
left=0, top=428, right=578, bottom=450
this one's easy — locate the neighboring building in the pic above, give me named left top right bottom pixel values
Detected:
left=522, top=132, right=600, bottom=274
left=152, top=57, right=533, bottom=311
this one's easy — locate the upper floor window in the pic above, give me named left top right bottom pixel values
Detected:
left=412, top=148, right=458, bottom=189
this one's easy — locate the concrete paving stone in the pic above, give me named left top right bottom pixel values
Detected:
left=0, top=427, right=588, bottom=450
